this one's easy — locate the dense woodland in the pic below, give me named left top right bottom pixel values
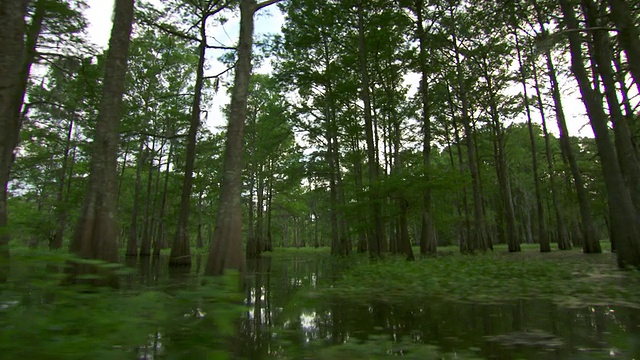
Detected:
left=1, top=0, right=639, bottom=279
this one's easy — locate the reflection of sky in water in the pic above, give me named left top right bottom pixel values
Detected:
left=581, top=306, right=625, bottom=332
left=288, top=272, right=318, bottom=288
left=300, top=311, right=316, bottom=331
left=248, top=307, right=269, bottom=323
left=183, top=308, right=206, bottom=319
left=238, top=256, right=640, bottom=359
left=0, top=301, right=19, bottom=310
left=138, top=332, right=163, bottom=360
left=246, top=286, right=267, bottom=305
left=300, top=311, right=318, bottom=343
left=150, top=256, right=640, bottom=359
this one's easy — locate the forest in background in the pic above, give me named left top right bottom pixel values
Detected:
left=1, top=0, right=639, bottom=277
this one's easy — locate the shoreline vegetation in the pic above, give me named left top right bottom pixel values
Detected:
left=320, top=243, right=640, bottom=309
left=9, top=242, right=640, bottom=309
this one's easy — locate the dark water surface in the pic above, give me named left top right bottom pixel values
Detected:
left=132, top=253, right=640, bottom=359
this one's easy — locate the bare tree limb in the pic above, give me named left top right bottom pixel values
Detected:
left=144, top=20, right=201, bottom=42
left=255, top=0, right=283, bottom=12
left=205, top=44, right=236, bottom=50
left=204, top=60, right=237, bottom=79
left=120, top=130, right=189, bottom=140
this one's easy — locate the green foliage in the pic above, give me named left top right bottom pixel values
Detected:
left=0, top=249, right=244, bottom=359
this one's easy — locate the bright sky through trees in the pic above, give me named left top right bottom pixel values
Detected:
left=85, top=0, right=285, bottom=132
left=83, top=0, right=598, bottom=138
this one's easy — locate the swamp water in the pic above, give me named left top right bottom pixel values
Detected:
left=137, top=253, right=640, bottom=359
left=3, top=252, right=640, bottom=359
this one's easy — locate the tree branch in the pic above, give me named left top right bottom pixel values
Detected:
left=145, top=20, right=201, bottom=43
left=120, top=130, right=188, bottom=140
left=204, top=60, right=238, bottom=79
left=205, top=44, right=236, bottom=50
left=255, top=0, right=283, bottom=12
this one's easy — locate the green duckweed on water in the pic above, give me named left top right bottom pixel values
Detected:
left=320, top=244, right=640, bottom=309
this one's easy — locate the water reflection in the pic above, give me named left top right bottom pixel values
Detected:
left=96, top=253, right=640, bottom=358
left=238, top=254, right=640, bottom=359
left=138, top=332, right=164, bottom=360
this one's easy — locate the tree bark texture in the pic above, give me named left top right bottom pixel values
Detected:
left=531, top=54, right=570, bottom=249
left=534, top=0, right=597, bottom=251
left=452, top=30, right=487, bottom=253
left=151, top=139, right=173, bottom=256
left=415, top=0, right=436, bottom=256
left=51, top=117, right=75, bottom=250
left=606, top=0, right=640, bottom=95
left=514, top=30, right=550, bottom=252
left=140, top=137, right=156, bottom=255
left=169, top=20, right=208, bottom=267
left=206, top=0, right=259, bottom=275
left=127, top=140, right=146, bottom=257
left=561, top=0, right=640, bottom=266
left=357, top=1, right=385, bottom=257
left=70, top=0, right=135, bottom=263
left=483, top=63, right=520, bottom=253
left=583, top=0, right=640, bottom=218
left=0, top=0, right=30, bottom=271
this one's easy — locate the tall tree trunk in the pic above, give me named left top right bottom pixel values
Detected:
left=452, top=29, right=487, bottom=253
left=335, top=133, right=351, bottom=255
left=313, top=211, right=319, bottom=248
left=399, top=199, right=414, bottom=260
left=606, top=0, right=640, bottom=94
left=255, top=166, right=265, bottom=254
left=514, top=30, right=550, bottom=252
left=357, top=1, right=385, bottom=257
left=127, top=140, right=146, bottom=257
left=326, top=78, right=350, bottom=256
left=140, top=137, right=157, bottom=256
left=493, top=121, right=519, bottom=252
left=246, top=135, right=257, bottom=257
left=169, top=20, right=208, bottom=267
left=445, top=82, right=471, bottom=251
left=531, top=52, right=570, bottom=249
left=327, top=132, right=340, bottom=255
left=323, top=68, right=341, bottom=256
left=560, top=0, right=640, bottom=266
left=3, top=0, right=48, bottom=253
left=207, top=0, right=280, bottom=275
left=115, top=143, right=130, bottom=211
left=264, top=171, right=273, bottom=252
left=0, top=0, right=30, bottom=270
left=390, top=105, right=413, bottom=260
left=70, top=0, right=135, bottom=264
left=583, top=0, right=640, bottom=216
left=612, top=52, right=638, bottom=156
left=534, top=2, right=593, bottom=250
left=414, top=0, right=436, bottom=256
left=483, top=63, right=520, bottom=253
left=352, top=135, right=367, bottom=253
left=196, top=188, right=204, bottom=249
left=51, top=117, right=75, bottom=250
left=152, top=139, right=173, bottom=256
left=389, top=218, right=398, bottom=254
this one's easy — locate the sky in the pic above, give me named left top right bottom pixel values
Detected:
left=84, top=0, right=595, bottom=140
